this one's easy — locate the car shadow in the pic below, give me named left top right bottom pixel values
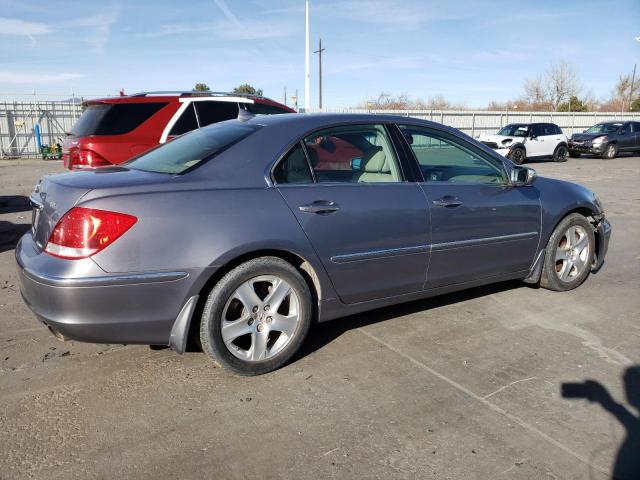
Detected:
left=0, top=195, right=31, bottom=214
left=561, top=366, right=640, bottom=480
left=294, top=279, right=523, bottom=361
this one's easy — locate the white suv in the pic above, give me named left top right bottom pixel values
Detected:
left=477, top=123, right=569, bottom=164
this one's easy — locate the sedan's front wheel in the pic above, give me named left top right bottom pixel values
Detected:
left=200, top=257, right=312, bottom=375
left=540, top=213, right=595, bottom=292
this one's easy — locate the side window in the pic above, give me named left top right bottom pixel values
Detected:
left=552, top=124, right=562, bottom=135
left=273, top=143, right=313, bottom=184
left=169, top=103, right=198, bottom=136
left=620, top=123, right=631, bottom=134
left=304, top=124, right=402, bottom=183
left=633, top=122, right=640, bottom=133
left=195, top=101, right=239, bottom=127
left=241, top=102, right=290, bottom=115
left=531, top=124, right=545, bottom=137
left=399, top=125, right=507, bottom=185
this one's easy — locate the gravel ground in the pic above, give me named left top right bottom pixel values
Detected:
left=0, top=155, right=638, bottom=480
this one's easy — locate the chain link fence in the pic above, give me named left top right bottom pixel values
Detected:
left=1, top=100, right=639, bottom=158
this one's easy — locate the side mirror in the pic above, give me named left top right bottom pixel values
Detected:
left=351, top=157, right=362, bottom=170
left=511, top=165, right=537, bottom=186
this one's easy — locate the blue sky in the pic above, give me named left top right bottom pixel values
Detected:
left=0, top=0, right=638, bottom=107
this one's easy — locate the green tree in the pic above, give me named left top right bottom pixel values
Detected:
left=193, top=83, right=210, bottom=91
left=233, top=84, right=263, bottom=96
left=630, top=96, right=640, bottom=112
left=557, top=95, right=589, bottom=112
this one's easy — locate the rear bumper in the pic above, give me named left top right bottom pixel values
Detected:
left=16, top=233, right=203, bottom=347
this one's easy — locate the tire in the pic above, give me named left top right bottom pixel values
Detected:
left=553, top=144, right=568, bottom=162
left=569, top=151, right=581, bottom=158
left=540, top=213, right=595, bottom=292
left=508, top=146, right=526, bottom=165
left=601, top=143, right=617, bottom=159
left=200, top=257, right=312, bottom=375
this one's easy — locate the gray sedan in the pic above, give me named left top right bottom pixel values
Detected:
left=16, top=114, right=611, bottom=375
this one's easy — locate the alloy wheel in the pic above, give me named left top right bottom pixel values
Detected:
left=555, top=225, right=590, bottom=282
left=221, top=275, right=300, bottom=362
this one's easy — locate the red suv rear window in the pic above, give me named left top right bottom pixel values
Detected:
left=71, top=102, right=168, bottom=136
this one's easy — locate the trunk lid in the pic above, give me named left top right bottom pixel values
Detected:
left=29, top=168, right=171, bottom=252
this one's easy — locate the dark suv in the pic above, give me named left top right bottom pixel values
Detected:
left=568, top=121, right=640, bottom=159
left=63, top=91, right=294, bottom=169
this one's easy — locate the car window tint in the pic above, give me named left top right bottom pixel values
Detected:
left=620, top=123, right=631, bottom=134
left=303, top=124, right=402, bottom=184
left=241, top=102, right=290, bottom=115
left=273, top=143, right=313, bottom=184
left=127, top=122, right=259, bottom=174
left=633, top=122, right=640, bottom=132
left=531, top=124, right=546, bottom=137
left=72, top=102, right=167, bottom=136
left=169, top=103, right=198, bottom=136
left=195, top=101, right=239, bottom=126
left=399, top=125, right=507, bottom=185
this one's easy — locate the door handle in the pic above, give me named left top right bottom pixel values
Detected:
left=299, top=200, right=340, bottom=214
left=432, top=196, right=463, bottom=208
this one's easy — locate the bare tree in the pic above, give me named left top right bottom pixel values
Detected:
left=603, top=74, right=640, bottom=111
left=546, top=60, right=580, bottom=110
left=523, top=76, right=548, bottom=108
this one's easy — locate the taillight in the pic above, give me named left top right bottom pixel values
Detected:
left=45, top=207, right=137, bottom=259
left=69, top=149, right=112, bottom=169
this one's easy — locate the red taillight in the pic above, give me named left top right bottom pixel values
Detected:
left=69, top=149, right=112, bottom=169
left=45, top=207, right=137, bottom=259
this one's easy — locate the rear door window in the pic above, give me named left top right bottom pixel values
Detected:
left=241, top=102, right=290, bottom=115
left=169, top=103, right=198, bottom=136
left=195, top=101, right=239, bottom=127
left=71, top=102, right=167, bottom=136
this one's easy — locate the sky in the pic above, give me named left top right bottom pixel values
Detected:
left=0, top=0, right=639, bottom=108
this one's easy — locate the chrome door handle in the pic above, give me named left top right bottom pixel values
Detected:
left=299, top=201, right=340, bottom=214
left=432, top=196, right=463, bottom=208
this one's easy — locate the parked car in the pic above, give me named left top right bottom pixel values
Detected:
left=18, top=114, right=611, bottom=375
left=62, top=91, right=294, bottom=169
left=568, top=121, right=640, bottom=159
left=477, top=123, right=569, bottom=164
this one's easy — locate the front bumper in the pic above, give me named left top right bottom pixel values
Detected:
left=593, top=217, right=612, bottom=272
left=15, top=232, right=202, bottom=346
left=495, top=148, right=511, bottom=158
left=568, top=141, right=605, bottom=155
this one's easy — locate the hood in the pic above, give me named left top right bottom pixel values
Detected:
left=571, top=132, right=606, bottom=141
left=477, top=134, right=520, bottom=147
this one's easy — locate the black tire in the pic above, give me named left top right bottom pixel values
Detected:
left=540, top=213, right=595, bottom=292
left=553, top=144, right=568, bottom=162
left=569, top=151, right=580, bottom=158
left=601, top=143, right=617, bottom=159
left=508, top=146, right=526, bottom=165
left=200, top=256, right=312, bottom=375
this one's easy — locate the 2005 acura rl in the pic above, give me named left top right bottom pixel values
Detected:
left=16, top=114, right=611, bottom=375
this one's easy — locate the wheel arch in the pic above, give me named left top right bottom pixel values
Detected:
left=186, top=248, right=323, bottom=351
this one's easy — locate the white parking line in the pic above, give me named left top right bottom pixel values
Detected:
left=357, top=327, right=608, bottom=476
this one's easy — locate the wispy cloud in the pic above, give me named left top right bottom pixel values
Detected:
left=0, top=72, right=84, bottom=84
left=67, top=6, right=121, bottom=50
left=0, top=17, right=52, bottom=46
left=327, top=55, right=424, bottom=75
left=212, top=0, right=295, bottom=40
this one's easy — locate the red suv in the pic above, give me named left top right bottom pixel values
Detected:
left=63, top=91, right=294, bottom=169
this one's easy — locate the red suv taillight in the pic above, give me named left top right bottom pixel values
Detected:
left=69, top=149, right=112, bottom=169
left=45, top=207, right=137, bottom=259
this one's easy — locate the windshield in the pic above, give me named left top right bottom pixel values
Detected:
left=497, top=124, right=529, bottom=137
left=585, top=123, right=622, bottom=134
left=127, top=121, right=260, bottom=174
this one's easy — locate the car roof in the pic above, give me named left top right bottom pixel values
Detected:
left=84, top=91, right=287, bottom=107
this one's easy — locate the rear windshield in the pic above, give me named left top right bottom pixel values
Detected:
left=240, top=102, right=290, bottom=115
left=126, top=121, right=260, bottom=174
left=71, top=102, right=167, bottom=136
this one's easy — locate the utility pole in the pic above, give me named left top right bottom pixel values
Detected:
left=284, top=86, right=287, bottom=106
left=304, top=0, right=310, bottom=111
left=314, top=38, right=325, bottom=109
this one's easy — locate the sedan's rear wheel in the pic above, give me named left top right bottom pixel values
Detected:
left=540, top=213, right=594, bottom=292
left=200, top=257, right=312, bottom=375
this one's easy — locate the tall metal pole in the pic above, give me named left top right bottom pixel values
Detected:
left=304, top=0, right=310, bottom=111
left=314, top=38, right=325, bottom=109
left=284, top=86, right=287, bottom=106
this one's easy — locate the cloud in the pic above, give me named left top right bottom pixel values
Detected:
left=0, top=72, right=84, bottom=85
left=67, top=6, right=121, bottom=50
left=0, top=17, right=52, bottom=46
left=326, top=55, right=424, bottom=75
